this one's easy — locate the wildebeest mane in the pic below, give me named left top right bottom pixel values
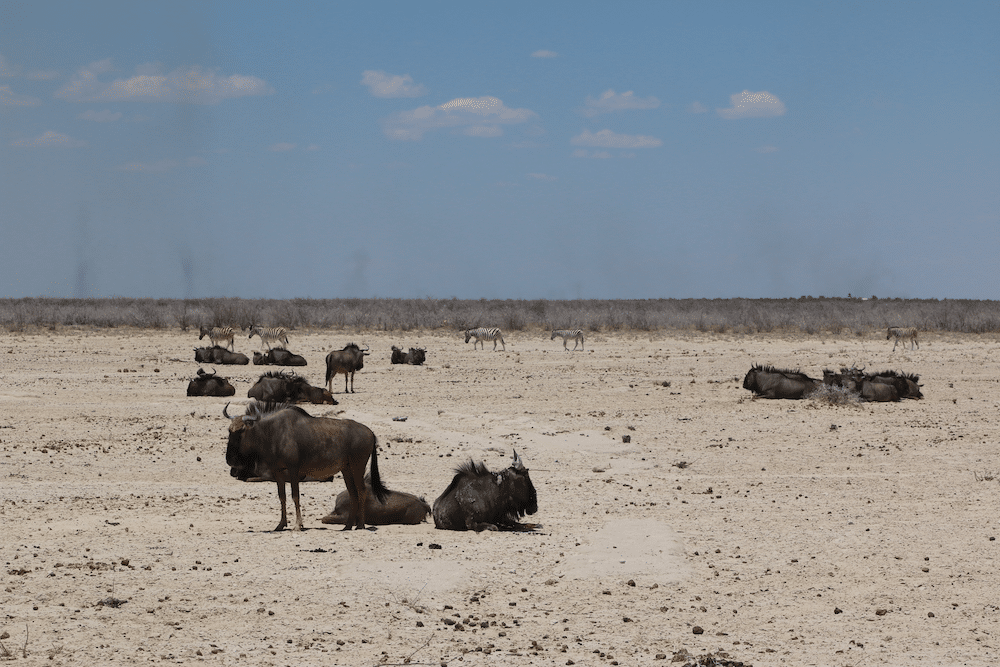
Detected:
left=752, top=364, right=811, bottom=380
left=256, top=370, right=294, bottom=382
left=870, top=369, right=920, bottom=382
left=437, top=460, right=493, bottom=499
left=244, top=400, right=312, bottom=419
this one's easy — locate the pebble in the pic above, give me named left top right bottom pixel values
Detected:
left=692, top=626, right=704, bottom=634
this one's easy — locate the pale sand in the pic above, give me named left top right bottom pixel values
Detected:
left=1, top=328, right=998, bottom=665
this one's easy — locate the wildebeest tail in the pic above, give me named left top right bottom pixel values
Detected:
left=369, top=437, right=389, bottom=504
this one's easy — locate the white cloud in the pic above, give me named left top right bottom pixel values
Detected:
left=269, top=142, right=296, bottom=152
left=78, top=109, right=122, bottom=122
left=11, top=130, right=87, bottom=148
left=527, top=173, right=557, bottom=181
left=531, top=50, right=558, bottom=58
left=463, top=125, right=503, bottom=138
left=115, top=160, right=179, bottom=173
left=570, top=129, right=662, bottom=149
left=383, top=96, right=536, bottom=141
left=361, top=70, right=427, bottom=98
left=55, top=61, right=273, bottom=104
left=582, top=89, right=660, bottom=116
left=717, top=90, right=786, bottom=119
left=688, top=101, right=708, bottom=114
left=0, top=85, right=41, bottom=106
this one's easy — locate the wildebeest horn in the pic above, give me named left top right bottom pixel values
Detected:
left=223, top=402, right=232, bottom=419
left=512, top=449, right=525, bottom=470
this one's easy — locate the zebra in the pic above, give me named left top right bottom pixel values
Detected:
left=199, top=325, right=236, bottom=351
left=887, top=326, right=919, bottom=352
left=248, top=325, right=289, bottom=351
left=551, top=329, right=585, bottom=351
left=463, top=327, right=505, bottom=351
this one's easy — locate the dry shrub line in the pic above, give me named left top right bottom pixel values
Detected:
left=4, top=296, right=1000, bottom=334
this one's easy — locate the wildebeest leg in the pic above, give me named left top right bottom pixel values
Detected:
left=290, top=481, right=304, bottom=531
left=340, top=468, right=365, bottom=530
left=275, top=482, right=289, bottom=531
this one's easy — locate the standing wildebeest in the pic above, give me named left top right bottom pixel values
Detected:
left=551, top=329, right=585, bottom=351
left=464, top=327, right=505, bottom=351
left=186, top=368, right=236, bottom=397
left=224, top=401, right=388, bottom=531
left=325, top=343, right=369, bottom=393
left=390, top=346, right=427, bottom=365
left=199, top=325, right=236, bottom=351
left=432, top=450, right=537, bottom=531
left=321, top=475, right=430, bottom=525
left=743, top=365, right=821, bottom=399
left=887, top=326, right=919, bottom=352
left=248, top=371, right=338, bottom=405
left=248, top=325, right=290, bottom=351
left=253, top=348, right=307, bottom=366
left=194, top=346, right=250, bottom=365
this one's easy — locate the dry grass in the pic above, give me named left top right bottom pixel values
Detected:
left=3, top=296, right=1000, bottom=334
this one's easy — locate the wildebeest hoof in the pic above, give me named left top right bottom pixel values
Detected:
left=365, top=525, right=378, bottom=531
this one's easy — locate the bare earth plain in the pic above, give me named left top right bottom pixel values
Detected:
left=1, top=328, right=999, bottom=666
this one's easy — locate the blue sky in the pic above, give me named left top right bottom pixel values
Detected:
left=1, top=1, right=997, bottom=300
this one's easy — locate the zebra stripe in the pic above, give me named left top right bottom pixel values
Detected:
left=199, top=326, right=236, bottom=351
left=249, top=325, right=290, bottom=350
left=886, top=327, right=918, bottom=352
left=551, top=329, right=585, bottom=351
left=463, top=327, right=505, bottom=351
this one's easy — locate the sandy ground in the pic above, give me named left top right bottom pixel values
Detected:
left=1, top=327, right=999, bottom=666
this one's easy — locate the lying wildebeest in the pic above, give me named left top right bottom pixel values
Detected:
left=868, top=370, right=923, bottom=399
left=199, top=325, right=236, bottom=351
left=194, top=345, right=250, bottom=365
left=860, top=378, right=900, bottom=402
left=325, top=343, right=369, bottom=393
left=743, top=365, right=821, bottom=399
left=822, top=366, right=864, bottom=391
left=390, top=345, right=427, bottom=365
left=247, top=371, right=338, bottom=405
left=253, top=348, right=307, bottom=366
left=186, top=368, right=236, bottom=397
left=224, top=401, right=388, bottom=531
left=321, top=475, right=430, bottom=525
left=432, top=450, right=537, bottom=531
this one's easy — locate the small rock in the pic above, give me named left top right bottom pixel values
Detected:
left=429, top=543, right=442, bottom=550
left=622, top=435, right=631, bottom=443
left=875, top=609, right=888, bottom=616
left=927, top=612, right=935, bottom=618
left=834, top=607, right=843, bottom=614
left=692, top=626, right=704, bottom=634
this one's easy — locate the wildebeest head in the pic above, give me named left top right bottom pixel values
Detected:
left=408, top=347, right=427, bottom=365
left=432, top=450, right=538, bottom=531
left=223, top=401, right=293, bottom=481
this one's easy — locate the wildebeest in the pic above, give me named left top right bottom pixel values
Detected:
left=248, top=325, right=289, bottom=351
left=253, top=348, right=307, bottom=366
left=186, top=368, right=236, bottom=397
left=867, top=370, right=923, bottom=399
left=432, top=450, right=538, bottom=531
left=247, top=371, right=338, bottom=405
left=194, top=346, right=250, bottom=365
left=743, top=365, right=821, bottom=399
left=390, top=345, right=427, bottom=365
left=199, top=325, right=236, bottom=351
left=321, top=475, right=430, bottom=525
left=325, top=343, right=369, bottom=393
left=822, top=366, right=864, bottom=391
left=860, top=378, right=900, bottom=402
left=224, top=401, right=388, bottom=531
left=887, top=326, right=919, bottom=352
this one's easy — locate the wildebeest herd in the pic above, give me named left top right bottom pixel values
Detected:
left=187, top=323, right=922, bottom=535
left=743, top=364, right=923, bottom=402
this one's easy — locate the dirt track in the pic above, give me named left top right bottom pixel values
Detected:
left=2, top=328, right=998, bottom=665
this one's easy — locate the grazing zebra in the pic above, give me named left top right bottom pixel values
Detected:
left=463, top=327, right=505, bottom=351
left=248, top=325, right=289, bottom=351
left=887, top=326, right=919, bottom=352
left=199, top=326, right=236, bottom=351
left=551, top=329, right=585, bottom=351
